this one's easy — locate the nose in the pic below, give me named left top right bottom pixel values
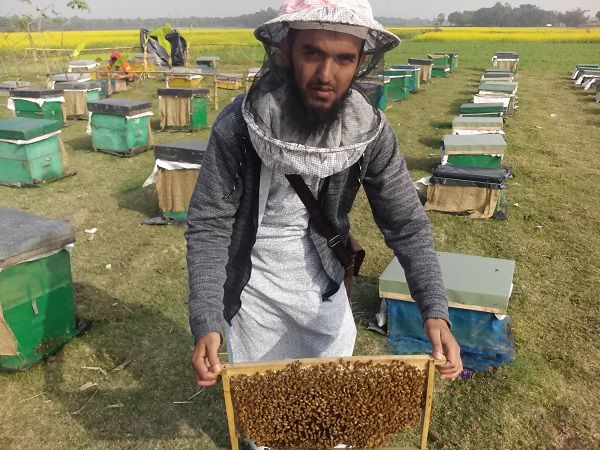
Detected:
left=316, top=58, right=335, bottom=84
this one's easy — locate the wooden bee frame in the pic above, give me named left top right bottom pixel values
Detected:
left=221, top=354, right=440, bottom=450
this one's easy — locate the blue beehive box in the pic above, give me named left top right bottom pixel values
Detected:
left=379, top=252, right=516, bottom=371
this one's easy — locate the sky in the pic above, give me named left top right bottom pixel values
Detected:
left=2, top=0, right=599, bottom=19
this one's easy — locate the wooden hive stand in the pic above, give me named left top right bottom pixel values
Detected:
left=222, top=354, right=442, bottom=450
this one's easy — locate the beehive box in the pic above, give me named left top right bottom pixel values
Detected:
left=10, top=88, right=65, bottom=124
left=223, top=355, right=441, bottom=450
left=88, top=99, right=153, bottom=156
left=473, top=93, right=516, bottom=116
left=389, top=65, right=421, bottom=92
left=157, top=88, right=209, bottom=130
left=0, top=208, right=77, bottom=370
left=0, top=118, right=65, bottom=186
left=379, top=253, right=516, bottom=371
left=151, top=140, right=207, bottom=221
left=434, top=52, right=459, bottom=72
left=407, top=59, right=433, bottom=84
left=442, top=133, right=507, bottom=169
left=459, top=102, right=505, bottom=117
left=481, top=72, right=515, bottom=82
left=0, top=81, right=31, bottom=96
left=68, top=59, right=99, bottom=73
left=54, top=81, right=101, bottom=119
left=478, top=82, right=518, bottom=96
left=380, top=73, right=411, bottom=101
left=166, top=68, right=204, bottom=89
left=363, top=77, right=388, bottom=111
left=492, top=52, right=519, bottom=72
left=425, top=165, right=510, bottom=219
left=431, top=65, right=450, bottom=78
left=196, top=56, right=220, bottom=74
left=216, top=73, right=244, bottom=90
left=52, top=72, right=92, bottom=83
left=451, top=116, right=505, bottom=136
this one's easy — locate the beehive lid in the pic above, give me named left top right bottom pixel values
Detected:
left=478, top=83, right=517, bottom=94
left=407, top=58, right=433, bottom=65
left=10, top=88, right=64, bottom=98
left=157, top=88, right=210, bottom=97
left=169, top=67, right=204, bottom=76
left=0, top=118, right=62, bottom=141
left=379, top=253, right=515, bottom=314
left=390, top=65, right=420, bottom=71
left=443, top=134, right=507, bottom=154
left=460, top=103, right=505, bottom=113
left=485, top=67, right=511, bottom=73
left=87, top=98, right=152, bottom=115
left=0, top=207, right=75, bottom=269
left=494, top=52, right=519, bottom=59
left=54, top=81, right=101, bottom=91
left=217, top=73, right=243, bottom=79
left=432, top=165, right=510, bottom=187
left=52, top=73, right=91, bottom=82
left=483, top=72, right=514, bottom=78
left=154, top=140, right=208, bottom=164
left=196, top=56, right=221, bottom=63
left=452, top=116, right=504, bottom=130
left=69, top=59, right=97, bottom=67
left=0, top=81, right=31, bottom=90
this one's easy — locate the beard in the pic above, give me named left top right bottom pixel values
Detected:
left=288, top=71, right=351, bottom=129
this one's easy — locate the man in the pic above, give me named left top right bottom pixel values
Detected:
left=102, top=51, right=134, bottom=81
left=186, top=0, right=463, bottom=388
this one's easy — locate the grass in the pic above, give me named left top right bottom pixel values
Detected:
left=0, top=39, right=599, bottom=449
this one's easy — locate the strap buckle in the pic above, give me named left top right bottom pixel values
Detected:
left=327, top=234, right=343, bottom=249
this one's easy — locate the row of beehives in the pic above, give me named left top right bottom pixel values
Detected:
left=420, top=51, right=520, bottom=221
left=377, top=52, right=521, bottom=376
left=362, top=51, right=459, bottom=111
left=571, top=64, right=600, bottom=103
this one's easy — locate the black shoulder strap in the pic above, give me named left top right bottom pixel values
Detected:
left=285, top=174, right=354, bottom=271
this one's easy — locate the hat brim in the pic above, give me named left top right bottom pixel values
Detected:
left=255, top=7, right=400, bottom=54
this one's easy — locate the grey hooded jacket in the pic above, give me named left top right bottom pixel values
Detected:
left=185, top=95, right=449, bottom=341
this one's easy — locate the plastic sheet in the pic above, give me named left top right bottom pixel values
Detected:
left=385, top=299, right=515, bottom=371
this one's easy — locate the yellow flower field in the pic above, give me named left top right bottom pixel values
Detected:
left=389, top=26, right=600, bottom=43
left=1, top=26, right=599, bottom=54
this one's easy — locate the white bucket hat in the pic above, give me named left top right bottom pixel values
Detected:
left=255, top=0, right=400, bottom=54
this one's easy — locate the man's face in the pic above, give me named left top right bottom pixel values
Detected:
left=289, top=29, right=363, bottom=115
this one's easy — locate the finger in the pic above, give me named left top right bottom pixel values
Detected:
left=206, top=340, right=222, bottom=375
left=429, top=331, right=445, bottom=361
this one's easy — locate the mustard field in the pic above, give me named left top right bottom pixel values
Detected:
left=2, top=26, right=599, bottom=54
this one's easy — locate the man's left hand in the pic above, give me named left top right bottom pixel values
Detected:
left=424, top=318, right=463, bottom=380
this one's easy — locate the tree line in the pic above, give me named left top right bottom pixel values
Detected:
left=0, top=8, right=439, bottom=32
left=447, top=3, right=598, bottom=27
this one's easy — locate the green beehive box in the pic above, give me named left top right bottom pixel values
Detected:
left=431, top=65, right=450, bottom=78
left=11, top=89, right=64, bottom=124
left=388, top=66, right=421, bottom=92
left=88, top=99, right=153, bottom=156
left=436, top=52, right=459, bottom=72
left=363, top=77, right=388, bottom=111
left=478, top=82, right=518, bottom=95
left=384, top=75, right=411, bottom=101
left=459, top=103, right=505, bottom=117
left=452, top=116, right=504, bottom=134
left=157, top=88, right=209, bottom=130
left=0, top=118, right=64, bottom=186
left=0, top=208, right=77, bottom=370
left=442, top=134, right=507, bottom=169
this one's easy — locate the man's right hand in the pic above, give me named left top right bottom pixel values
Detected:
left=192, top=332, right=223, bottom=387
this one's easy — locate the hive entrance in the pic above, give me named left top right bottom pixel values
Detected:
left=222, top=355, right=438, bottom=450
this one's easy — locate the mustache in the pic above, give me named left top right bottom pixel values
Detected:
left=307, top=82, right=335, bottom=91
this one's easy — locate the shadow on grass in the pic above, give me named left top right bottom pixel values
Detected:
left=115, top=183, right=160, bottom=218
left=404, top=155, right=437, bottom=174
left=430, top=120, right=452, bottom=130
left=42, top=283, right=229, bottom=447
left=64, top=134, right=95, bottom=153
left=418, top=136, right=443, bottom=150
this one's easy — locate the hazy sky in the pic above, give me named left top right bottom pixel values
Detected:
left=3, top=0, right=599, bottom=19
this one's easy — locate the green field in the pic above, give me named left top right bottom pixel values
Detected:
left=1, top=39, right=599, bottom=449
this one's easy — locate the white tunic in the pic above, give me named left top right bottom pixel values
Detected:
left=226, top=165, right=356, bottom=363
